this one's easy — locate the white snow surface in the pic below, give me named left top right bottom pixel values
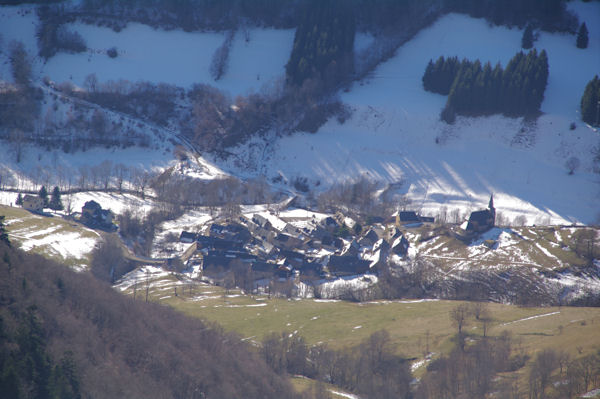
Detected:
left=228, top=2, right=600, bottom=226
left=502, top=311, right=561, bottom=326
left=330, top=390, right=361, bottom=399
left=15, top=230, right=97, bottom=262
left=41, top=23, right=294, bottom=97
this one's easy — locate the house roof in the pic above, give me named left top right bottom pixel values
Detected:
left=251, top=261, right=277, bottom=273
left=398, top=211, right=420, bottom=222
left=466, top=209, right=494, bottom=231
left=180, top=231, right=196, bottom=240
left=327, top=256, right=370, bottom=275
left=392, top=235, right=409, bottom=254
left=82, top=200, right=101, bottom=211
left=468, top=209, right=493, bottom=224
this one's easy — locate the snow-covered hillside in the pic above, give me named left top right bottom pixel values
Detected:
left=0, top=5, right=294, bottom=97
left=0, top=1, right=599, bottom=226
left=230, top=1, right=600, bottom=225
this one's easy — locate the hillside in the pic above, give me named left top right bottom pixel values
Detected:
left=0, top=240, right=299, bottom=399
left=1, top=2, right=599, bottom=397
left=228, top=1, right=600, bottom=225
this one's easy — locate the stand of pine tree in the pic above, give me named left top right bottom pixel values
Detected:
left=285, top=0, right=355, bottom=87
left=423, top=50, right=549, bottom=121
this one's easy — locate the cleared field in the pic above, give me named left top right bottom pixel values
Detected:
left=0, top=205, right=100, bottom=268
left=116, top=270, right=600, bottom=368
left=116, top=275, right=600, bottom=395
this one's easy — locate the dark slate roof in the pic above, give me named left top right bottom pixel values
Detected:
left=391, top=235, right=409, bottom=255
left=363, top=229, right=379, bottom=242
left=206, top=250, right=256, bottom=262
left=322, top=216, right=338, bottom=227
left=275, top=233, right=291, bottom=242
left=468, top=209, right=493, bottom=224
left=466, top=209, right=494, bottom=231
left=202, top=255, right=233, bottom=270
left=398, top=211, right=420, bottom=222
left=196, top=235, right=239, bottom=251
left=251, top=261, right=277, bottom=273
left=82, top=200, right=101, bottom=211
left=252, top=214, right=272, bottom=228
left=327, top=256, right=371, bottom=275
left=298, top=261, right=322, bottom=275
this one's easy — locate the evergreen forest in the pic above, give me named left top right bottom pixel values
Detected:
left=423, top=50, right=549, bottom=121
left=285, top=0, right=356, bottom=87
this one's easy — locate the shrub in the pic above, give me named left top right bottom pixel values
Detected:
left=107, top=46, right=118, bottom=58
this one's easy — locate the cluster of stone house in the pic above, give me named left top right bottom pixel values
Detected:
left=181, top=212, right=413, bottom=283
left=179, top=194, right=497, bottom=285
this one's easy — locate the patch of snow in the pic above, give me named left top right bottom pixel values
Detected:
left=581, top=388, right=600, bottom=398
left=502, top=311, right=560, bottom=326
left=329, top=390, right=361, bottom=399
left=315, top=274, right=378, bottom=299
left=17, top=231, right=97, bottom=260
left=535, top=243, right=557, bottom=260
left=224, top=303, right=267, bottom=308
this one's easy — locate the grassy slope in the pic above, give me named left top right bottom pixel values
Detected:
left=410, top=224, right=594, bottom=271
left=128, top=279, right=600, bottom=395
left=120, top=273, right=600, bottom=366
left=0, top=205, right=100, bottom=268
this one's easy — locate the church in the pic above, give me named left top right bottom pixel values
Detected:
left=465, top=194, right=496, bottom=233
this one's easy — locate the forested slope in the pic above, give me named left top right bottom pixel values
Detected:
left=0, top=240, right=298, bottom=399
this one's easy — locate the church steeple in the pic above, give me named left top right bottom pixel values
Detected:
left=488, top=193, right=495, bottom=225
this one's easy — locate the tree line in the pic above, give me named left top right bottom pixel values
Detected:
left=417, top=303, right=600, bottom=399
left=423, top=49, right=549, bottom=122
left=286, top=0, right=355, bottom=88
left=443, top=0, right=577, bottom=32
left=262, top=329, right=411, bottom=399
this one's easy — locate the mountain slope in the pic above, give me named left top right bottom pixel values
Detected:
left=226, top=1, right=600, bottom=225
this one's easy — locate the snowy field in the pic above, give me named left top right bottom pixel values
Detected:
left=41, top=25, right=295, bottom=97
left=0, top=5, right=294, bottom=97
left=240, top=1, right=600, bottom=225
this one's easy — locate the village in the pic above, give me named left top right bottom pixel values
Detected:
left=170, top=195, right=497, bottom=295
left=11, top=187, right=509, bottom=298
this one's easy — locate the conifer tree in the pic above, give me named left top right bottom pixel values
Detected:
left=522, top=24, right=534, bottom=49
left=581, top=75, right=600, bottom=126
left=577, top=22, right=589, bottom=49
left=422, top=59, right=434, bottom=91
left=49, top=186, right=64, bottom=211
left=15, top=192, right=23, bottom=206
left=0, top=215, right=10, bottom=247
left=39, top=186, right=49, bottom=208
